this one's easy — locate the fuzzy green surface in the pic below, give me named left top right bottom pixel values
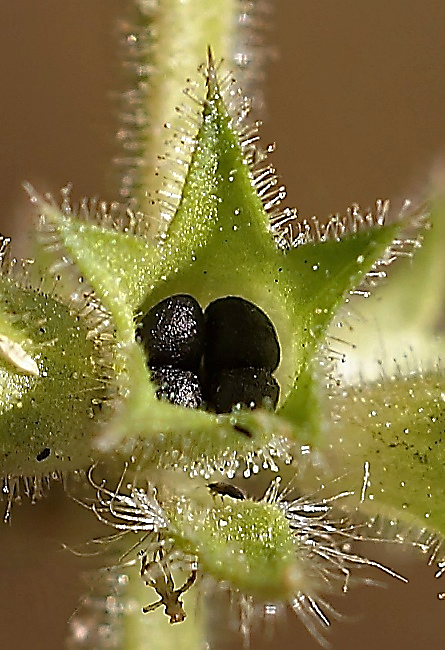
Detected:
left=334, top=195, right=440, bottom=385
left=329, top=367, right=445, bottom=536
left=33, top=192, right=159, bottom=342
left=168, top=497, right=301, bottom=601
left=375, top=192, right=445, bottom=333
left=126, top=0, right=239, bottom=227
left=0, top=278, right=104, bottom=475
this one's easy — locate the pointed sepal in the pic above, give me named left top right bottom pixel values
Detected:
left=27, top=185, right=159, bottom=342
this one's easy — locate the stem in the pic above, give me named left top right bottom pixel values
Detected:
left=120, top=0, right=240, bottom=235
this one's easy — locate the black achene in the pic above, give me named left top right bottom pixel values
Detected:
left=206, top=367, right=279, bottom=414
left=204, top=296, right=280, bottom=371
left=150, top=367, right=204, bottom=409
left=138, top=295, right=280, bottom=413
left=138, top=294, right=204, bottom=370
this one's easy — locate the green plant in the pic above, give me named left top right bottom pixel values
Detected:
left=1, top=2, right=444, bottom=649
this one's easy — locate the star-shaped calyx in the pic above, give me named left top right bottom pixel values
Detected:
left=29, top=56, right=417, bottom=478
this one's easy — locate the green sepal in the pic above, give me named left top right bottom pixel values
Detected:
left=0, top=277, right=108, bottom=476
left=327, top=364, right=445, bottom=537
left=366, top=193, right=443, bottom=335
left=278, top=219, right=401, bottom=432
left=167, top=494, right=302, bottom=601
left=27, top=186, right=159, bottom=342
left=330, top=196, right=433, bottom=383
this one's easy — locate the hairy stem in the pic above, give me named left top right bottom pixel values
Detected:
left=119, top=0, right=243, bottom=233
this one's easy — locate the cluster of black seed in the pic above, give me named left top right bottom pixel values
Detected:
left=137, top=295, right=280, bottom=414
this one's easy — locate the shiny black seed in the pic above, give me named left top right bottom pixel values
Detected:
left=207, top=482, right=246, bottom=500
left=204, top=297, right=280, bottom=372
left=206, top=367, right=279, bottom=413
left=150, top=366, right=203, bottom=409
left=138, top=294, right=204, bottom=370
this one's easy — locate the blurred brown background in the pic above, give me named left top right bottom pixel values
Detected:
left=1, top=1, right=445, bottom=649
